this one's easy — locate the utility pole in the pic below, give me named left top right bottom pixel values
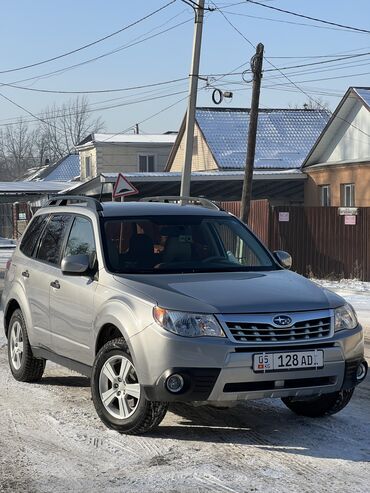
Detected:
left=180, top=0, right=205, bottom=197
left=240, top=43, right=264, bottom=223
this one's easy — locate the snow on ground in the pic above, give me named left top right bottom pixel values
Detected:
left=0, top=282, right=369, bottom=492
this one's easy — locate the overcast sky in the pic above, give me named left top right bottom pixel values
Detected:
left=1, top=0, right=370, bottom=134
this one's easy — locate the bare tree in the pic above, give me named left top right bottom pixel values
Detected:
left=39, top=96, right=104, bottom=160
left=1, top=119, right=36, bottom=179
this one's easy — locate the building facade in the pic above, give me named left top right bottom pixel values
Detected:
left=76, top=133, right=176, bottom=181
left=303, top=87, right=370, bottom=207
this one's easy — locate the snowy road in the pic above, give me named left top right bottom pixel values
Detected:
left=0, top=283, right=369, bottom=492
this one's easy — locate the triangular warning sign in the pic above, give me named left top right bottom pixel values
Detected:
left=113, top=173, right=139, bottom=198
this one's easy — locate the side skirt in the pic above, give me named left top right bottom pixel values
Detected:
left=32, top=347, right=92, bottom=378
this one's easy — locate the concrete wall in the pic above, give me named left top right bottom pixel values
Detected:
left=79, top=143, right=173, bottom=179
left=304, top=163, right=370, bottom=206
left=170, top=123, right=218, bottom=172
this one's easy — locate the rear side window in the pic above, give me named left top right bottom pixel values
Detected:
left=20, top=214, right=48, bottom=258
left=64, top=216, right=96, bottom=260
left=37, top=215, right=72, bottom=266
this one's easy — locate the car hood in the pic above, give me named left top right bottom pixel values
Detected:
left=114, top=270, right=345, bottom=314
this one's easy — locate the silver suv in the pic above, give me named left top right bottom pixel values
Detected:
left=1, top=195, right=367, bottom=435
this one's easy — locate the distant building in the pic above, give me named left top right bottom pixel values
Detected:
left=303, top=87, right=370, bottom=207
left=20, top=154, right=80, bottom=182
left=166, top=107, right=329, bottom=173
left=75, top=133, right=177, bottom=181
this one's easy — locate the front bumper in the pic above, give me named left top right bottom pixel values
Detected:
left=130, top=323, right=366, bottom=402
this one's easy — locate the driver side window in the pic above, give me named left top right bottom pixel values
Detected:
left=64, top=216, right=96, bottom=261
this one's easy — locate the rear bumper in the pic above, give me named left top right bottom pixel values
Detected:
left=132, top=323, right=365, bottom=402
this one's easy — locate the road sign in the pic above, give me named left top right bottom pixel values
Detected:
left=112, top=173, right=139, bottom=198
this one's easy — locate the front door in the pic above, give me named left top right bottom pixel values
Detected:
left=49, top=216, right=97, bottom=365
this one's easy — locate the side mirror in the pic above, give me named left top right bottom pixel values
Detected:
left=61, top=254, right=90, bottom=275
left=273, top=250, right=292, bottom=270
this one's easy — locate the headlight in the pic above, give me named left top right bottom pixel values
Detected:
left=334, top=304, right=358, bottom=331
left=153, top=307, right=225, bottom=338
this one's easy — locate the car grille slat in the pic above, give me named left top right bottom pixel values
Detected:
left=225, top=316, right=332, bottom=343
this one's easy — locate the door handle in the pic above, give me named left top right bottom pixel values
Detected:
left=50, top=280, right=60, bottom=289
left=22, top=270, right=29, bottom=278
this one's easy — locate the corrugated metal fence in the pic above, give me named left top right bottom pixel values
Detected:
left=221, top=200, right=370, bottom=281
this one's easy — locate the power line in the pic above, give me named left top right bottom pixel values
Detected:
left=221, top=9, right=361, bottom=33
left=263, top=52, right=370, bottom=72
left=214, top=6, right=370, bottom=140
left=0, top=77, right=188, bottom=94
left=245, top=0, right=370, bottom=35
left=5, top=17, right=192, bottom=89
left=0, top=1, right=177, bottom=75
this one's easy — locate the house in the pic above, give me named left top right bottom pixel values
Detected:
left=303, top=87, right=370, bottom=207
left=166, top=107, right=329, bottom=172
left=21, top=154, right=80, bottom=182
left=75, top=133, right=177, bottom=181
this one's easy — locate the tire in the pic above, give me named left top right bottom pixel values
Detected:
left=7, top=309, right=46, bottom=382
left=281, top=389, right=355, bottom=418
left=91, top=337, right=168, bottom=435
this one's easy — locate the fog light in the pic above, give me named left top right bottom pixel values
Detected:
left=166, top=374, right=184, bottom=393
left=356, top=362, right=367, bottom=381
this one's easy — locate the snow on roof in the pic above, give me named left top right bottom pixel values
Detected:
left=195, top=107, right=330, bottom=170
left=77, top=133, right=177, bottom=146
left=0, top=181, right=70, bottom=193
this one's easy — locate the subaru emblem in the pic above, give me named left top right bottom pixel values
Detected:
left=273, top=315, right=292, bottom=327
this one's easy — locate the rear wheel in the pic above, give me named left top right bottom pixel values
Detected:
left=281, top=389, right=354, bottom=417
left=91, top=337, right=168, bottom=435
left=8, top=309, right=45, bottom=382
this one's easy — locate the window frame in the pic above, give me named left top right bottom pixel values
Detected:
left=85, top=155, right=92, bottom=178
left=34, top=213, right=74, bottom=268
left=341, top=183, right=355, bottom=207
left=19, top=213, right=50, bottom=259
left=138, top=154, right=155, bottom=172
left=320, top=184, right=331, bottom=207
left=62, top=214, right=97, bottom=261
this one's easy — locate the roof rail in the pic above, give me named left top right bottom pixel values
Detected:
left=45, top=195, right=103, bottom=212
left=140, top=195, right=221, bottom=211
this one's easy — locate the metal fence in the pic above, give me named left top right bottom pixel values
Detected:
left=221, top=200, right=370, bottom=281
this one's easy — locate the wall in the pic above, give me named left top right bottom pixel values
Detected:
left=79, top=143, right=173, bottom=179
left=304, top=163, right=370, bottom=206
left=170, top=123, right=218, bottom=172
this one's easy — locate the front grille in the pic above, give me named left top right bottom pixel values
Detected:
left=219, top=311, right=332, bottom=344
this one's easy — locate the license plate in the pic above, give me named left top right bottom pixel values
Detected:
left=253, top=350, right=324, bottom=372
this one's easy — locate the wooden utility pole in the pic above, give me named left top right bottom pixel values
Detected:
left=180, top=0, right=205, bottom=197
left=240, top=43, right=264, bottom=223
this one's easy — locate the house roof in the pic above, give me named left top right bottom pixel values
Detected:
left=167, top=107, right=329, bottom=171
left=76, top=133, right=177, bottom=147
left=0, top=181, right=69, bottom=194
left=23, top=154, right=80, bottom=182
left=302, top=87, right=370, bottom=168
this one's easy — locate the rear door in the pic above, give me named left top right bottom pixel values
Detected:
left=32, top=214, right=73, bottom=349
left=49, top=215, right=98, bottom=365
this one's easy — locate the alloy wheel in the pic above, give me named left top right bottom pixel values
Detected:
left=10, top=321, right=24, bottom=370
left=98, top=355, right=141, bottom=420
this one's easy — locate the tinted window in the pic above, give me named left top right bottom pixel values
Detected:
left=37, top=215, right=72, bottom=265
left=64, top=216, right=96, bottom=261
left=102, top=215, right=276, bottom=274
left=20, top=214, right=48, bottom=257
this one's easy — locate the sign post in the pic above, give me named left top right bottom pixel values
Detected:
left=112, top=173, right=139, bottom=201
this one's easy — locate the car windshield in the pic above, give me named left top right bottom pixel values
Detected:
left=101, top=215, right=277, bottom=274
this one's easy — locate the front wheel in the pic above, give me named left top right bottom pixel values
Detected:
left=91, top=337, right=168, bottom=435
left=281, top=389, right=354, bottom=417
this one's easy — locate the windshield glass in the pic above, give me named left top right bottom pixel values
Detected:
left=102, top=215, right=277, bottom=274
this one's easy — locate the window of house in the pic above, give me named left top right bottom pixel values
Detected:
left=138, top=155, right=155, bottom=172
left=320, top=185, right=331, bottom=206
left=193, top=135, right=198, bottom=155
left=341, top=183, right=355, bottom=207
left=85, top=156, right=91, bottom=178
